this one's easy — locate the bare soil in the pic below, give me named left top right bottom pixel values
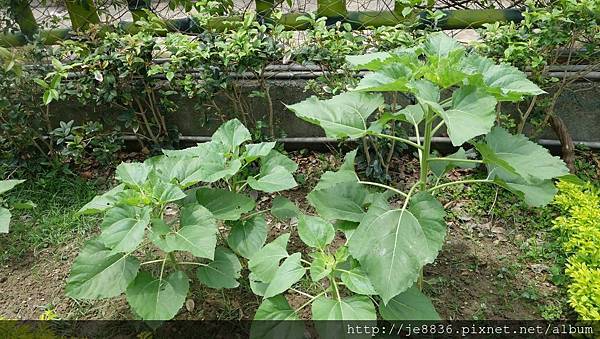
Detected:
left=0, top=152, right=562, bottom=320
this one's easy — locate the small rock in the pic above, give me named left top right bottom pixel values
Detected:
left=491, top=226, right=505, bottom=234
left=530, top=264, right=549, bottom=274
left=458, top=215, right=472, bottom=222
left=185, top=299, right=195, bottom=312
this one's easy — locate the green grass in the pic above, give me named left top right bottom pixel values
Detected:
left=0, top=175, right=104, bottom=263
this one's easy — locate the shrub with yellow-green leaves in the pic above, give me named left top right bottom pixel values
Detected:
left=554, top=180, right=600, bottom=320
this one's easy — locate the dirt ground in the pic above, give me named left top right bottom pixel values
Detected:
left=0, top=152, right=564, bottom=321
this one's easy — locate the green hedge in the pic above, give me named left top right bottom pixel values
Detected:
left=554, top=181, right=600, bottom=320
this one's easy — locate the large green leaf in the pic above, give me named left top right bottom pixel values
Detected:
left=386, top=104, right=425, bottom=126
left=196, top=152, right=242, bottom=183
left=286, top=92, right=384, bottom=139
left=407, top=192, right=447, bottom=260
left=251, top=295, right=304, bottom=339
left=297, top=214, right=335, bottom=249
left=244, top=142, right=277, bottom=162
left=195, top=188, right=255, bottom=221
left=340, top=266, right=377, bottom=296
left=346, top=52, right=392, bottom=70
left=260, top=150, right=298, bottom=175
left=476, top=127, right=569, bottom=182
left=494, top=176, right=558, bottom=207
left=0, top=207, right=11, bottom=233
left=475, top=128, right=567, bottom=207
left=248, top=233, right=290, bottom=283
left=211, top=118, right=251, bottom=153
left=150, top=204, right=218, bottom=259
left=249, top=272, right=269, bottom=297
left=0, top=179, right=24, bottom=195
left=263, top=253, right=305, bottom=298
left=150, top=180, right=186, bottom=204
left=379, top=286, right=440, bottom=320
left=115, top=162, right=150, bottom=188
left=66, top=240, right=140, bottom=299
left=339, top=149, right=358, bottom=171
left=420, top=32, right=467, bottom=88
left=312, top=295, right=377, bottom=339
left=308, top=182, right=369, bottom=222
left=197, top=246, right=242, bottom=289
left=423, top=32, right=464, bottom=58
left=248, top=166, right=298, bottom=193
left=439, top=85, right=497, bottom=146
left=482, top=63, right=544, bottom=101
left=78, top=184, right=126, bottom=215
left=461, top=53, right=544, bottom=101
left=312, top=295, right=376, bottom=320
left=126, top=270, right=189, bottom=321
left=254, top=295, right=299, bottom=320
left=313, top=170, right=359, bottom=191
left=98, top=205, right=151, bottom=254
left=347, top=48, right=420, bottom=71
left=410, top=79, right=440, bottom=104
left=312, top=150, right=360, bottom=191
left=354, top=63, right=413, bottom=92
left=154, top=146, right=239, bottom=188
left=309, top=151, right=365, bottom=221
left=150, top=156, right=203, bottom=188
left=348, top=196, right=434, bottom=304
left=227, top=215, right=268, bottom=259
left=161, top=141, right=214, bottom=158
left=159, top=142, right=241, bottom=185
left=271, top=196, right=300, bottom=220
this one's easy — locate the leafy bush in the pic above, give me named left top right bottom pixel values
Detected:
left=476, top=0, right=600, bottom=169
left=66, top=119, right=298, bottom=320
left=282, top=32, right=568, bottom=325
left=554, top=180, right=600, bottom=320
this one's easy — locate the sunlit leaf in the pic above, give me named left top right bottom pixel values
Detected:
left=286, top=92, right=384, bottom=139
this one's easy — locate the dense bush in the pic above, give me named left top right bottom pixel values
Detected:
left=554, top=180, right=600, bottom=320
left=476, top=0, right=600, bottom=169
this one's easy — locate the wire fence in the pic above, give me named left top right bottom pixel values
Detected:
left=1, top=0, right=527, bottom=34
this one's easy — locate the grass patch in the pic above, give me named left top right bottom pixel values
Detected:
left=0, top=175, right=104, bottom=263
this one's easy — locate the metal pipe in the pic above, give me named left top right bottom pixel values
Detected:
left=123, top=135, right=600, bottom=149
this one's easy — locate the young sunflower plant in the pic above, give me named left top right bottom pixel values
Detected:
left=66, top=119, right=298, bottom=321
left=251, top=32, right=571, bottom=331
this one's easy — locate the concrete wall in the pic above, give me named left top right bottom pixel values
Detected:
left=52, top=77, right=600, bottom=145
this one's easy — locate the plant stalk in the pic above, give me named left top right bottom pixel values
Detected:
left=357, top=180, right=408, bottom=198
left=419, top=110, right=433, bottom=190
left=428, top=179, right=493, bottom=192
left=376, top=132, right=424, bottom=150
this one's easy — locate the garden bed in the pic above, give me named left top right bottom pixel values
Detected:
left=0, top=151, right=570, bottom=321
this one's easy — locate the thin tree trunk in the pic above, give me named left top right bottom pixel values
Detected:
left=549, top=114, right=575, bottom=172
